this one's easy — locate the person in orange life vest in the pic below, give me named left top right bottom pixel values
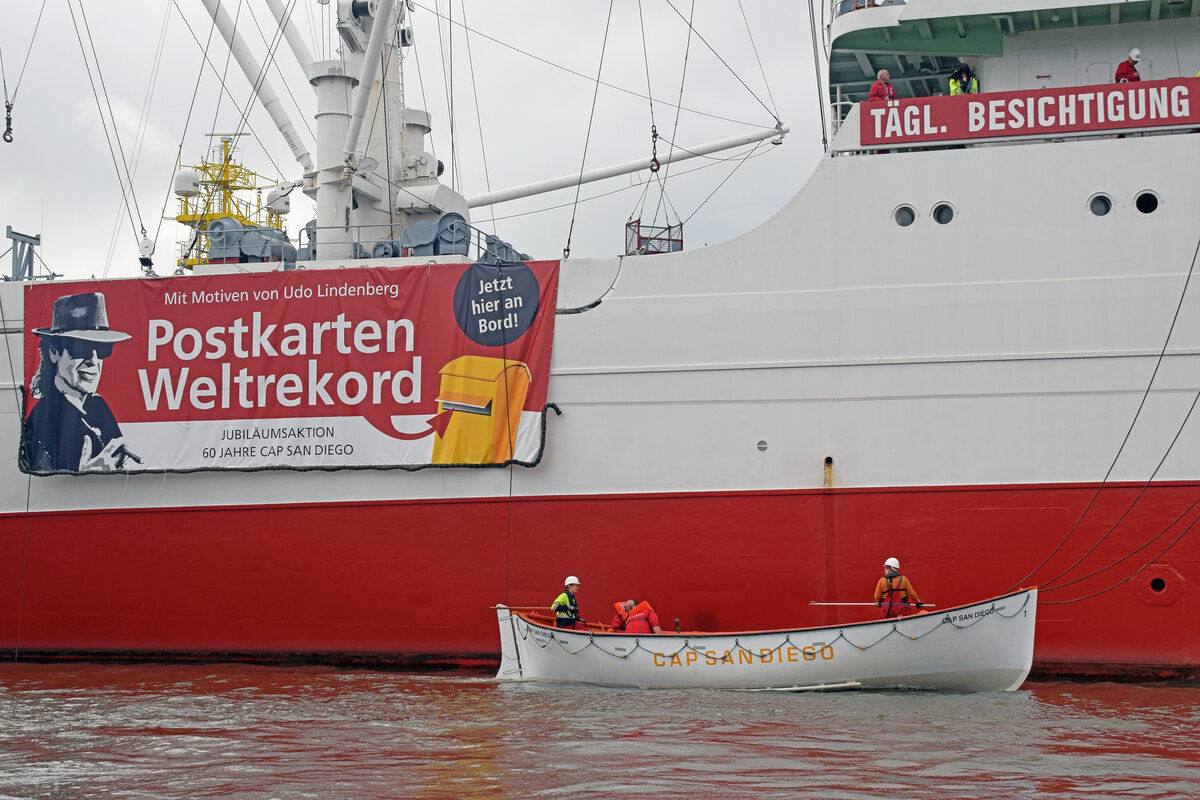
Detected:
left=622, top=600, right=662, bottom=634
left=868, top=69, right=896, bottom=101
left=874, top=557, right=923, bottom=619
left=1115, top=49, right=1141, bottom=83
left=611, top=599, right=635, bottom=631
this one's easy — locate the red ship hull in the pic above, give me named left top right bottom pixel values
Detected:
left=2, top=481, right=1197, bottom=679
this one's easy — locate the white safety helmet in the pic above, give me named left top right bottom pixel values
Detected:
left=884, top=558, right=900, bottom=570
left=1129, top=48, right=1141, bottom=62
left=565, top=575, right=580, bottom=586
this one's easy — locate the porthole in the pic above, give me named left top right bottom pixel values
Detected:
left=1135, top=191, right=1159, bottom=214
left=932, top=203, right=955, bottom=225
left=893, top=205, right=916, bottom=227
left=1089, top=194, right=1112, bottom=216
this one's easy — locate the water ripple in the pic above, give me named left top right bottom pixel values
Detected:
left=0, top=665, right=1197, bottom=799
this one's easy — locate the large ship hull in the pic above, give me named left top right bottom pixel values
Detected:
left=3, top=481, right=1197, bottom=678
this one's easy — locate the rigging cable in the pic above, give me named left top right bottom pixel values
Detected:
left=738, top=0, right=780, bottom=120
left=460, top=0, right=497, bottom=236
left=1042, top=502, right=1200, bottom=606
left=226, top=0, right=298, bottom=163
left=155, top=0, right=223, bottom=272
left=0, top=0, right=49, bottom=143
left=170, top=0, right=286, bottom=178
left=66, top=0, right=147, bottom=248
left=805, top=0, right=829, bottom=151
left=186, top=0, right=298, bottom=266
left=633, top=0, right=657, bottom=225
left=432, top=0, right=462, bottom=195
left=102, top=2, right=173, bottom=278
left=563, top=0, right=616, bottom=260
left=1011, top=228, right=1200, bottom=591
left=661, top=0, right=780, bottom=126
left=245, top=1, right=317, bottom=143
left=410, top=13, right=437, bottom=167
left=681, top=140, right=768, bottom=226
left=379, top=37, right=396, bottom=234
left=409, top=0, right=769, bottom=130
left=447, top=1, right=459, bottom=194
left=1039, top=377, right=1200, bottom=594
left=650, top=0, right=695, bottom=227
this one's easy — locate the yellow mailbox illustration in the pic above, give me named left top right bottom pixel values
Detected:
left=432, top=355, right=532, bottom=464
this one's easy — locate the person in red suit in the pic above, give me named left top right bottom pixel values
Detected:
left=622, top=600, right=662, bottom=634
left=868, top=69, right=896, bottom=101
left=1115, top=49, right=1141, bottom=83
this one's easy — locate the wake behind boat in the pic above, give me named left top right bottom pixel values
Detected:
left=495, top=588, right=1037, bottom=693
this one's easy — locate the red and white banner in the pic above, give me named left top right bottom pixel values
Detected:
left=20, top=262, right=559, bottom=474
left=860, top=78, right=1199, bottom=146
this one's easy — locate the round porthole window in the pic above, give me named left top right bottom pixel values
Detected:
left=894, top=205, right=916, bottom=227
left=1089, top=194, right=1112, bottom=216
left=933, top=203, right=955, bottom=225
left=1135, top=192, right=1159, bottom=214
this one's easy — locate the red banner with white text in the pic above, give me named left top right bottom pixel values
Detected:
left=860, top=78, right=1199, bottom=146
left=20, top=262, right=559, bottom=474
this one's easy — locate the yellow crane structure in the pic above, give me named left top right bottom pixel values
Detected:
left=174, top=134, right=292, bottom=268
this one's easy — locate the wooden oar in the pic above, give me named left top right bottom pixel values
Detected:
left=810, top=601, right=935, bottom=607
left=491, top=605, right=611, bottom=632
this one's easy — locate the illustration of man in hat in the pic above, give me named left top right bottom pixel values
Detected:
left=21, top=292, right=142, bottom=472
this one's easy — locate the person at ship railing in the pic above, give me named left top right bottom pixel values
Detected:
left=610, top=599, right=662, bottom=634
left=553, top=576, right=586, bottom=629
left=1115, top=48, right=1142, bottom=83
left=948, top=63, right=979, bottom=95
left=22, top=292, right=142, bottom=473
left=874, top=557, right=925, bottom=619
left=868, top=69, right=896, bottom=101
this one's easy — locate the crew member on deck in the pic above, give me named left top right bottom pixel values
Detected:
left=949, top=63, right=979, bottom=95
left=553, top=576, right=584, bottom=629
left=868, top=69, right=896, bottom=101
left=874, top=557, right=923, bottom=619
left=1116, top=49, right=1142, bottom=83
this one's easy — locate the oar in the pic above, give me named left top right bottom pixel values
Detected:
left=810, top=601, right=935, bottom=607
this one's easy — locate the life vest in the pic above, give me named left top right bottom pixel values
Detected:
left=881, top=572, right=911, bottom=612
left=553, top=590, right=579, bottom=622
left=624, top=601, right=657, bottom=634
left=611, top=601, right=630, bottom=630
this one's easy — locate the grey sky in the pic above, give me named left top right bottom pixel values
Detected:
left=1, top=1, right=825, bottom=281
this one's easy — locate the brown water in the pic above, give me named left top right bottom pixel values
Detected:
left=0, top=664, right=1196, bottom=799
